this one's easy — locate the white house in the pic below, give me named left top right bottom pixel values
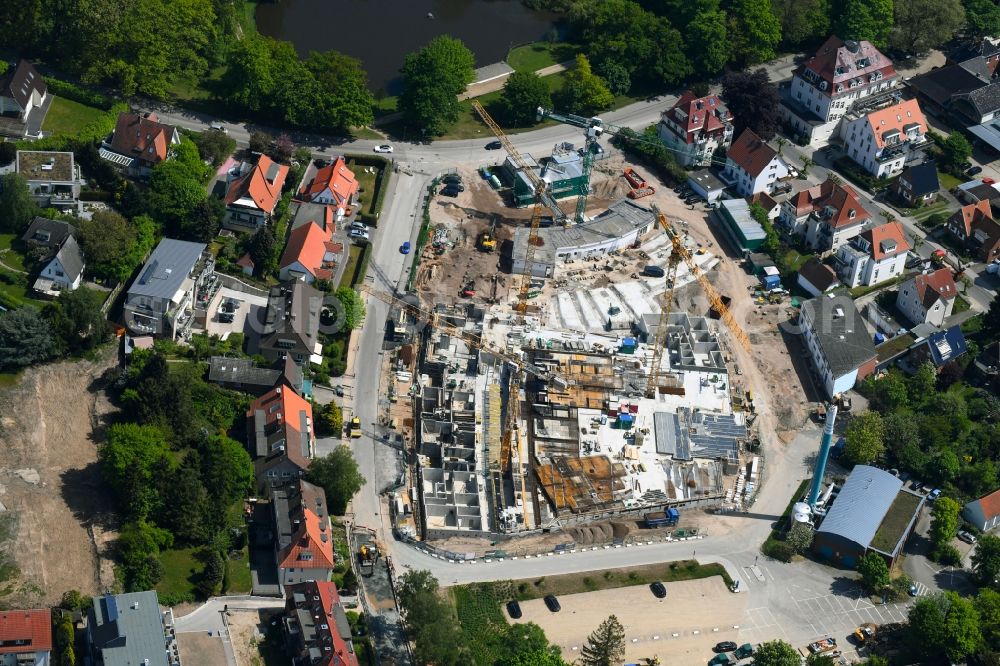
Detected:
left=297, top=157, right=359, bottom=220
left=721, top=129, right=789, bottom=197
left=657, top=91, right=735, bottom=167
left=896, top=268, right=957, bottom=327
left=799, top=294, right=877, bottom=398
left=33, top=235, right=84, bottom=296
left=842, top=98, right=928, bottom=178
left=964, top=488, right=1000, bottom=532
left=779, top=179, right=871, bottom=252
left=779, top=36, right=898, bottom=146
left=0, top=59, right=49, bottom=137
left=796, top=257, right=840, bottom=297
left=835, top=221, right=910, bottom=288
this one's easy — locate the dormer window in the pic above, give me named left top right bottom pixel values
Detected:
left=849, top=209, right=856, bottom=219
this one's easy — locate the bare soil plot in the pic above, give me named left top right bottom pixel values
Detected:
left=511, top=578, right=746, bottom=666
left=227, top=608, right=285, bottom=666
left=0, top=350, right=119, bottom=606
left=176, top=631, right=227, bottom=666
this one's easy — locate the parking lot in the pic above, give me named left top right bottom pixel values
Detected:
left=509, top=579, right=746, bottom=666
left=201, top=286, right=268, bottom=338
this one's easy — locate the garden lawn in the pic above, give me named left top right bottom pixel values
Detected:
left=338, top=244, right=364, bottom=289
left=506, top=42, right=576, bottom=73
left=781, top=249, right=815, bottom=272
left=938, top=172, right=962, bottom=190
left=41, top=97, right=106, bottom=136
left=0, top=234, right=27, bottom=272
left=156, top=547, right=205, bottom=604
left=910, top=200, right=953, bottom=224
left=345, top=158, right=378, bottom=213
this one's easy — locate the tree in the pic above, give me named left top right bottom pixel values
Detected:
left=866, top=371, right=909, bottom=411
left=497, top=623, right=565, bottom=666
left=304, top=50, right=376, bottom=129
left=249, top=130, right=274, bottom=154
left=805, top=655, right=837, bottom=666
left=47, top=287, right=112, bottom=353
left=772, top=0, right=830, bottom=47
left=201, top=434, right=254, bottom=506
left=836, top=0, right=895, bottom=48
left=556, top=55, right=614, bottom=117
left=786, top=521, right=815, bottom=554
left=908, top=362, right=937, bottom=406
left=99, top=423, right=174, bottom=521
left=579, top=615, right=626, bottom=666
left=196, top=549, right=224, bottom=598
left=149, top=161, right=209, bottom=237
left=843, top=411, right=885, bottom=466
left=978, top=588, right=1000, bottom=646
left=985, top=293, right=1000, bottom=341
left=397, top=570, right=464, bottom=666
left=891, top=0, right=965, bottom=53
left=398, top=36, right=476, bottom=136
left=317, top=402, right=344, bottom=437
left=908, top=592, right=982, bottom=661
left=0, top=172, right=39, bottom=234
left=595, top=61, right=631, bottom=97
left=965, top=0, right=1000, bottom=39
left=334, top=287, right=366, bottom=331
left=973, top=534, right=1000, bottom=587
left=305, top=447, right=366, bottom=515
left=857, top=552, right=890, bottom=593
left=0, top=141, right=15, bottom=167
left=118, top=520, right=172, bottom=591
left=750, top=202, right=780, bottom=255
left=184, top=197, right=224, bottom=243
left=500, top=71, right=552, bottom=126
left=939, top=132, right=973, bottom=171
left=0, top=307, right=55, bottom=370
left=192, top=129, right=237, bottom=167
left=248, top=226, right=278, bottom=277
left=76, top=210, right=136, bottom=281
left=721, top=69, right=781, bottom=140
left=728, top=0, right=782, bottom=65
left=686, top=9, right=730, bottom=77
left=160, top=458, right=211, bottom=544
left=752, top=639, right=800, bottom=666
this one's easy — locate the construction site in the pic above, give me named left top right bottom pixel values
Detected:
left=372, top=104, right=808, bottom=547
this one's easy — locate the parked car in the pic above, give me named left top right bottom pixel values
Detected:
left=684, top=195, right=701, bottom=205
left=958, top=529, right=978, bottom=544
left=714, top=641, right=738, bottom=653
left=506, top=600, right=522, bottom=619
left=400, top=241, right=411, bottom=255
left=442, top=174, right=462, bottom=185
left=650, top=581, right=666, bottom=598
left=373, top=144, right=393, bottom=153
left=910, top=480, right=924, bottom=491
left=444, top=182, right=465, bottom=192
left=351, top=222, right=369, bottom=232
left=928, top=488, right=942, bottom=501
left=967, top=165, right=984, bottom=176
left=486, top=140, right=502, bottom=150
left=642, top=265, right=666, bottom=278
left=218, top=312, right=234, bottom=324
left=350, top=228, right=370, bottom=241
left=441, top=185, right=461, bottom=197
left=209, top=122, right=228, bottom=134
left=543, top=595, right=561, bottom=612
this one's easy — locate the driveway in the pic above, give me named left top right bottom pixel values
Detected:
left=900, top=505, right=978, bottom=598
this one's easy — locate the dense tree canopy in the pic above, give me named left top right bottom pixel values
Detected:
left=397, top=570, right=465, bottom=665
left=752, top=639, right=801, bottom=666
left=857, top=552, right=890, bottom=593
left=843, top=411, right=886, bottom=465
left=500, top=72, right=553, bottom=126
left=0, top=307, right=55, bottom=370
left=0, top=173, right=39, bottom=235
left=721, top=69, right=781, bottom=140
left=907, top=592, right=983, bottom=662
left=965, top=0, right=1000, bottom=38
left=556, top=55, right=614, bottom=116
left=890, top=0, right=965, bottom=53
left=47, top=287, right=112, bottom=354
left=773, top=0, right=831, bottom=47
left=77, top=212, right=157, bottom=283
left=305, top=447, right=366, bottom=515
left=727, top=0, right=783, bottom=65
left=974, top=534, right=1000, bottom=587
left=398, top=36, right=476, bottom=136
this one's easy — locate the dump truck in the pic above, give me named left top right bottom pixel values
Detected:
left=853, top=623, right=877, bottom=644
left=624, top=167, right=655, bottom=199
left=644, top=508, right=680, bottom=528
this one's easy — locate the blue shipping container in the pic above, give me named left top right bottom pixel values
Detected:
left=761, top=274, right=781, bottom=290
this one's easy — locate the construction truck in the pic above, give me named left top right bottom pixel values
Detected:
left=623, top=167, right=655, bottom=199
left=350, top=416, right=362, bottom=439
left=477, top=232, right=497, bottom=252
left=358, top=543, right=378, bottom=576
left=806, top=637, right=837, bottom=654
left=853, top=623, right=877, bottom=644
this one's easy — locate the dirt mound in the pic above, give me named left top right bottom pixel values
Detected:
left=568, top=521, right=622, bottom=545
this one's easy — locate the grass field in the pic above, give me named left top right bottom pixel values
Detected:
left=41, top=97, right=106, bottom=135
left=782, top=249, right=815, bottom=273
left=339, top=244, right=364, bottom=289
left=506, top=42, right=576, bottom=73
left=225, top=550, right=252, bottom=594
left=156, top=548, right=205, bottom=604
left=909, top=200, right=953, bottom=224
left=346, top=158, right=378, bottom=213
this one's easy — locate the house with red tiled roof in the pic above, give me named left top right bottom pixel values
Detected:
left=946, top=199, right=1000, bottom=261
left=223, top=155, right=289, bottom=232
left=835, top=220, right=910, bottom=288
left=656, top=91, right=734, bottom=167
left=747, top=192, right=780, bottom=221
left=272, top=480, right=336, bottom=591
left=721, top=129, right=789, bottom=196
left=779, top=36, right=898, bottom=146
left=298, top=157, right=359, bottom=220
left=0, top=609, right=52, bottom=665
left=100, top=111, right=180, bottom=177
left=964, top=487, right=1000, bottom=532
left=247, top=384, right=315, bottom=489
left=896, top=268, right=958, bottom=327
left=284, top=580, right=359, bottom=666
left=279, top=213, right=344, bottom=284
left=843, top=99, right=928, bottom=178
left=779, top=179, right=871, bottom=251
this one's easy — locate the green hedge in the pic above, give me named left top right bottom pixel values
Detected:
left=43, top=78, right=117, bottom=111
left=761, top=478, right=810, bottom=563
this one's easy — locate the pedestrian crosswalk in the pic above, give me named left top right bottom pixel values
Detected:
left=910, top=581, right=930, bottom=597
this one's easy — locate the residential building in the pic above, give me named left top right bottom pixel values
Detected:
left=656, top=91, right=734, bottom=167
left=510, top=199, right=655, bottom=277
left=224, top=155, right=289, bottom=232
left=747, top=192, right=780, bottom=221
left=272, top=481, right=335, bottom=591
left=799, top=294, right=878, bottom=398
left=15, top=151, right=81, bottom=210
left=686, top=169, right=727, bottom=203
left=894, top=162, right=939, bottom=207
left=208, top=355, right=304, bottom=396
left=721, top=129, right=789, bottom=197
left=835, top=221, right=910, bottom=288
left=0, top=60, right=49, bottom=137
left=975, top=340, right=1000, bottom=377
left=253, top=281, right=323, bottom=365
left=0, top=609, right=52, bottom=666
left=907, top=325, right=967, bottom=370
left=813, top=465, right=922, bottom=568
left=947, top=37, right=1000, bottom=76
left=946, top=199, right=1000, bottom=261
left=237, top=253, right=255, bottom=276
left=20, top=217, right=74, bottom=252
left=779, top=179, right=870, bottom=251
left=99, top=111, right=180, bottom=178
left=32, top=235, right=84, bottom=296
left=963, top=488, right=1000, bottom=532
left=86, top=592, right=176, bottom=666
left=248, top=385, right=316, bottom=486
left=907, top=60, right=1000, bottom=127
left=298, top=157, right=358, bottom=220
left=123, top=238, right=214, bottom=339
left=896, top=268, right=957, bottom=327
left=279, top=213, right=343, bottom=284
left=712, top=198, right=767, bottom=252
left=779, top=37, right=898, bottom=145
left=283, top=581, right=359, bottom=666
left=796, top=257, right=840, bottom=297
left=843, top=99, right=928, bottom=178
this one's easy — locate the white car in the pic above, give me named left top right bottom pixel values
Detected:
left=373, top=144, right=393, bottom=154
left=209, top=122, right=228, bottom=134
left=350, top=228, right=370, bottom=241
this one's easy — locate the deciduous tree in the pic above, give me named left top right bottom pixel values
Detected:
left=786, top=521, right=815, bottom=554
left=939, top=132, right=973, bottom=171
left=772, top=0, right=830, bottom=47
left=0, top=173, right=39, bottom=234
left=974, top=534, right=1000, bottom=587
left=305, top=447, right=366, bottom=515
left=201, top=434, right=254, bottom=506
left=398, top=36, right=476, bottom=136
left=149, top=161, right=210, bottom=238
left=728, top=0, right=782, bottom=65
left=580, top=615, right=626, bottom=666
left=556, top=54, right=614, bottom=116
left=47, top=287, right=112, bottom=353
left=890, top=0, right=965, bottom=53
left=857, top=552, right=890, bottom=593
left=930, top=495, right=960, bottom=548
left=500, top=71, right=552, bottom=126
left=965, top=0, right=1000, bottom=39
left=686, top=8, right=730, bottom=77
left=305, top=51, right=376, bottom=129
left=751, top=639, right=800, bottom=666
left=721, top=69, right=781, bottom=140
left=836, top=0, right=895, bottom=48
left=397, top=570, right=464, bottom=666
left=193, top=129, right=237, bottom=167
left=843, top=411, right=885, bottom=466
left=334, top=287, right=366, bottom=331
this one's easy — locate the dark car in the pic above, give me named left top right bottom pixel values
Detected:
left=910, top=480, right=924, bottom=491
left=486, top=140, right=503, bottom=150
left=506, top=600, right=522, bottom=619
left=673, top=185, right=688, bottom=194
left=447, top=183, right=466, bottom=192
left=684, top=195, right=702, bottom=205
left=441, top=186, right=461, bottom=197
left=543, top=595, right=561, bottom=612
left=714, top=641, right=738, bottom=653
left=642, top=265, right=666, bottom=278
left=442, top=174, right=462, bottom=185
left=650, top=582, right=666, bottom=598
left=967, top=165, right=984, bottom=176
